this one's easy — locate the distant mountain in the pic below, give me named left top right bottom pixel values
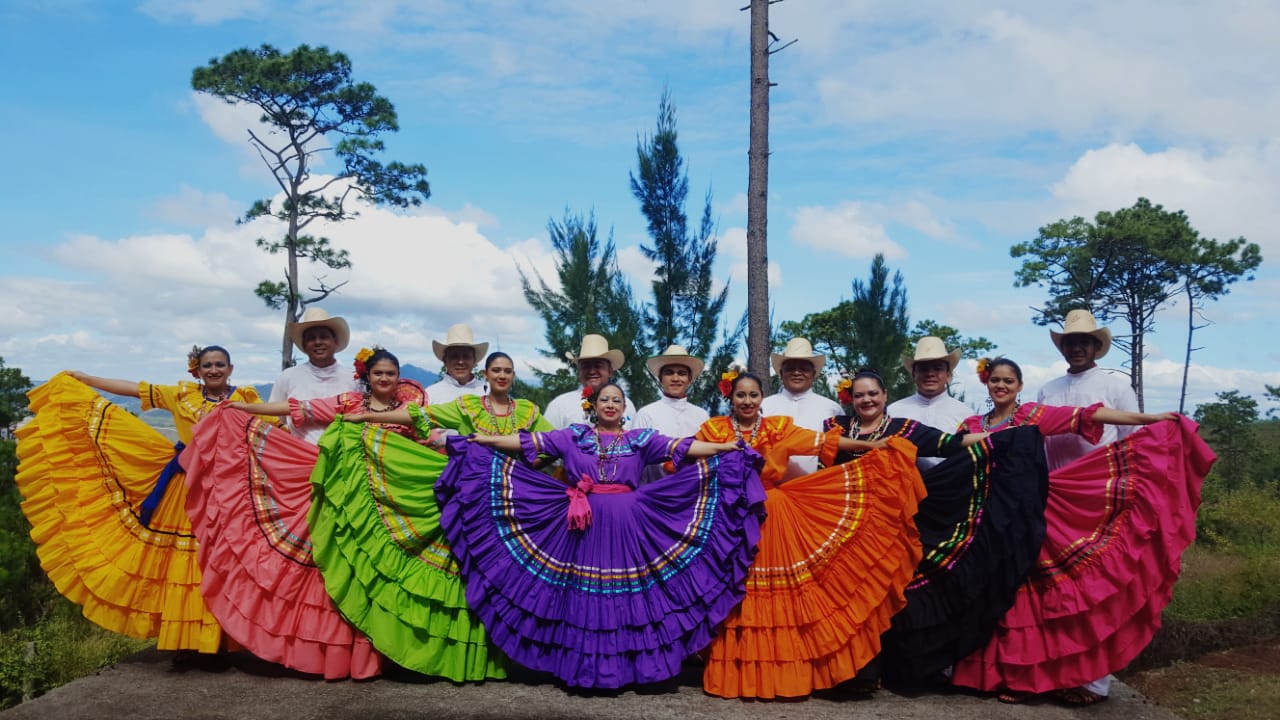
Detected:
left=400, top=364, right=441, bottom=387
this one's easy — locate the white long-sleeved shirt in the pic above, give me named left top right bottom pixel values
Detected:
left=633, top=395, right=710, bottom=438
left=1037, top=365, right=1139, bottom=471
left=425, top=375, right=485, bottom=405
left=269, top=361, right=361, bottom=444
left=544, top=388, right=637, bottom=429
left=761, top=388, right=841, bottom=479
left=886, top=392, right=973, bottom=470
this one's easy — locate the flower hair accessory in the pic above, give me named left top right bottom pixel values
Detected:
left=353, top=347, right=376, bottom=380
left=580, top=385, right=594, bottom=411
left=836, top=375, right=854, bottom=405
left=718, top=367, right=740, bottom=399
left=187, top=345, right=203, bottom=379
left=976, top=357, right=991, bottom=385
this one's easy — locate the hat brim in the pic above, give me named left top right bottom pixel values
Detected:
left=432, top=341, right=489, bottom=363
left=1050, top=328, right=1111, bottom=360
left=901, top=349, right=962, bottom=374
left=571, top=349, right=626, bottom=370
left=770, top=353, right=826, bottom=375
left=645, top=355, right=705, bottom=379
left=288, top=316, right=350, bottom=353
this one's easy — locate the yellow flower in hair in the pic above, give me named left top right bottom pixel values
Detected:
left=355, top=347, right=375, bottom=363
left=353, top=347, right=376, bottom=380
left=187, top=345, right=202, bottom=379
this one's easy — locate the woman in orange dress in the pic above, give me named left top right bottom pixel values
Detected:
left=695, top=370, right=927, bottom=699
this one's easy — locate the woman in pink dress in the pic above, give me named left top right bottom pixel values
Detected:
left=950, top=357, right=1214, bottom=706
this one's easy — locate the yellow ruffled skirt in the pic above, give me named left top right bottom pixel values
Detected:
left=15, top=373, right=220, bottom=651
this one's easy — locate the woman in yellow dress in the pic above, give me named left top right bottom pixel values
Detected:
left=16, top=345, right=271, bottom=657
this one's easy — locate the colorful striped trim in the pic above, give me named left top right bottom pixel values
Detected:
left=360, top=425, right=458, bottom=574
left=487, top=453, right=721, bottom=594
left=246, top=418, right=315, bottom=566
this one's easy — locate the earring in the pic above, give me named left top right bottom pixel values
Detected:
left=1016, top=393, right=1022, bottom=405
left=984, top=397, right=993, bottom=409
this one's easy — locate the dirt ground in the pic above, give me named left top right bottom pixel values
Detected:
left=1123, top=638, right=1280, bottom=720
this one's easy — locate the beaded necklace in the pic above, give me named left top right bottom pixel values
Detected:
left=982, top=403, right=1020, bottom=431
left=850, top=412, right=891, bottom=441
left=201, top=384, right=235, bottom=406
left=595, top=428, right=627, bottom=484
left=364, top=392, right=402, bottom=414
left=482, top=395, right=516, bottom=435
left=733, top=415, right=763, bottom=446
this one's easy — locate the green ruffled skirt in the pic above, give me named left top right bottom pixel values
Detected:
left=308, top=421, right=506, bottom=680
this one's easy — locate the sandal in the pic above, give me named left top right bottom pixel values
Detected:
left=1051, top=687, right=1108, bottom=706
left=997, top=690, right=1033, bottom=704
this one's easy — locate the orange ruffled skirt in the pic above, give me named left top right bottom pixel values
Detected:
left=703, top=437, right=926, bottom=698
left=14, top=373, right=220, bottom=651
left=181, top=406, right=381, bottom=679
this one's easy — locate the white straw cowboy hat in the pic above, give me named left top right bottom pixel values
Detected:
left=565, top=334, right=626, bottom=370
left=901, top=336, right=962, bottom=374
left=1050, top=309, right=1112, bottom=359
left=771, top=337, right=826, bottom=375
left=645, top=345, right=705, bottom=379
left=288, top=307, right=350, bottom=352
left=432, top=324, right=489, bottom=363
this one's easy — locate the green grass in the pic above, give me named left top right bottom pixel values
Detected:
left=0, top=598, right=153, bottom=710
left=1128, top=660, right=1280, bottom=720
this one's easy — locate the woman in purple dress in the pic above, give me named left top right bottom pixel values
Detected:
left=435, top=381, right=766, bottom=690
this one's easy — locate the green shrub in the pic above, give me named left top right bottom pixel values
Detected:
left=0, top=598, right=152, bottom=709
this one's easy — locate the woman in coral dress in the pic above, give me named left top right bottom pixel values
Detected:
left=16, top=346, right=269, bottom=656
left=949, top=357, right=1212, bottom=705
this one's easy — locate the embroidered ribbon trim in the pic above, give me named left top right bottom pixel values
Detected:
left=139, top=441, right=185, bottom=528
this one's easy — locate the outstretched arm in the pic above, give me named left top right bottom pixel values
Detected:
left=683, top=440, right=739, bottom=458
left=470, top=434, right=523, bottom=452
left=1094, top=408, right=1178, bottom=426
left=959, top=431, right=990, bottom=447
left=66, top=371, right=140, bottom=398
left=837, top=436, right=889, bottom=453
left=345, top=407, right=414, bottom=425
left=227, top=400, right=291, bottom=416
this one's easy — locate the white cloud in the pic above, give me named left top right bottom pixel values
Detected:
left=790, top=203, right=907, bottom=259
left=144, top=184, right=242, bottom=229
left=1051, top=141, right=1280, bottom=254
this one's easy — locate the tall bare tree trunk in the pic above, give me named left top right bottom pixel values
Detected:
left=745, top=0, right=772, bottom=379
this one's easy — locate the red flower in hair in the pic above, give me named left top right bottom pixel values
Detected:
left=836, top=377, right=854, bottom=405
left=976, top=357, right=991, bottom=385
left=718, top=368, right=739, bottom=399
left=580, top=385, right=593, bottom=411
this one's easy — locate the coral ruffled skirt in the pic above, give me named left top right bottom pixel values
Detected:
left=703, top=436, right=927, bottom=698
left=14, top=373, right=220, bottom=651
left=951, top=417, right=1213, bottom=692
left=436, top=436, right=767, bottom=689
left=308, top=422, right=505, bottom=681
left=181, top=407, right=380, bottom=679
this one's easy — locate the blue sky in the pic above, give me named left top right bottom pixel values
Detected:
left=2, top=1, right=1277, bottom=415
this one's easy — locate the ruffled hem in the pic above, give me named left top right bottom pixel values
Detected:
left=309, top=422, right=505, bottom=681
left=882, top=426, right=1050, bottom=683
left=182, top=406, right=382, bottom=679
left=951, top=417, right=1212, bottom=692
left=15, top=373, right=220, bottom=652
left=437, top=435, right=767, bottom=689
left=703, top=436, right=926, bottom=698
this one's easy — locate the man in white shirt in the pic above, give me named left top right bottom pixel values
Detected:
left=1038, top=309, right=1140, bottom=472
left=269, top=307, right=360, bottom=444
left=760, top=337, right=841, bottom=480
left=1036, top=309, right=1138, bottom=704
left=425, top=324, right=488, bottom=404
left=887, top=336, right=971, bottom=470
left=543, top=334, right=638, bottom=428
left=633, top=345, right=710, bottom=483
left=633, top=345, right=709, bottom=437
